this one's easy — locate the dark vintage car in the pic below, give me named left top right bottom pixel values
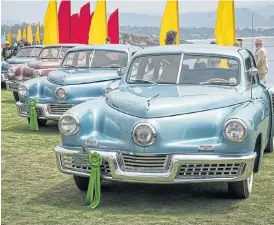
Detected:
left=1, top=45, right=43, bottom=87
left=5, top=44, right=80, bottom=101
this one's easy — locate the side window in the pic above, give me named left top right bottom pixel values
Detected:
left=246, top=49, right=257, bottom=68
left=245, top=58, right=252, bottom=71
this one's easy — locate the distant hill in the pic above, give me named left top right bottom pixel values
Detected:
left=118, top=8, right=274, bottom=28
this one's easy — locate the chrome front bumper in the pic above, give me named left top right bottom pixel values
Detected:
left=6, top=80, right=23, bottom=91
left=54, top=145, right=256, bottom=184
left=16, top=102, right=74, bottom=120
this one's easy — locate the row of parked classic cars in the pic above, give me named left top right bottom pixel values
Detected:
left=1, top=43, right=274, bottom=200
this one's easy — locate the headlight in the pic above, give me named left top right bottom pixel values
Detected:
left=133, top=123, right=156, bottom=146
left=55, top=87, right=68, bottom=100
left=58, top=114, right=79, bottom=136
left=33, top=70, right=41, bottom=78
left=224, top=119, right=247, bottom=142
left=18, top=85, right=28, bottom=97
left=8, top=68, right=15, bottom=77
left=104, top=88, right=112, bottom=96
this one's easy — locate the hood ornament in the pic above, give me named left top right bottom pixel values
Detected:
left=146, top=94, right=160, bottom=110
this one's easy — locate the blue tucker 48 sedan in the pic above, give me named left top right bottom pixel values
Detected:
left=16, top=44, right=141, bottom=126
left=54, top=44, right=273, bottom=199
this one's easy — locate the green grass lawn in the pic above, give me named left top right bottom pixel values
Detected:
left=1, top=89, right=274, bottom=225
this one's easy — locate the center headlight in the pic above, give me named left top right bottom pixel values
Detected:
left=133, top=123, right=156, bottom=146
left=58, top=114, right=79, bottom=136
left=33, top=70, right=41, bottom=78
left=55, top=87, right=68, bottom=100
left=224, top=119, right=247, bottom=142
left=8, top=68, right=15, bottom=77
left=18, top=85, right=28, bottom=97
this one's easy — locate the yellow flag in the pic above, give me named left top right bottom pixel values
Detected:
left=16, top=29, right=22, bottom=41
left=23, top=26, right=27, bottom=40
left=215, top=0, right=235, bottom=46
left=7, top=31, right=12, bottom=45
left=35, top=23, right=41, bottom=44
left=88, top=0, right=107, bottom=44
left=27, top=24, right=33, bottom=43
left=159, top=0, right=180, bottom=46
left=44, top=0, right=59, bottom=45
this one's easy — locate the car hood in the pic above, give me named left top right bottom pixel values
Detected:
left=6, top=57, right=35, bottom=65
left=47, top=68, right=119, bottom=85
left=106, top=84, right=250, bottom=118
left=27, top=59, right=60, bottom=69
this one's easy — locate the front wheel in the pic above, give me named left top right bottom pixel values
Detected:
left=73, top=176, right=89, bottom=191
left=228, top=172, right=253, bottom=199
left=13, top=91, right=19, bottom=101
left=265, top=135, right=273, bottom=153
left=27, top=118, right=47, bottom=126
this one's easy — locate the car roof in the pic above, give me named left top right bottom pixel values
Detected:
left=134, top=44, right=243, bottom=58
left=42, top=44, right=84, bottom=48
left=22, top=45, right=44, bottom=49
left=68, top=44, right=141, bottom=53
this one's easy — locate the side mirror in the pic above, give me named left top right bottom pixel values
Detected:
left=117, top=67, right=126, bottom=77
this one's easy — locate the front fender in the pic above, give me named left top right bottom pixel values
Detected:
left=19, top=77, right=46, bottom=102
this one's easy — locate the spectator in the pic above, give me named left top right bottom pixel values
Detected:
left=165, top=30, right=177, bottom=45
left=21, top=38, right=31, bottom=46
left=255, top=39, right=268, bottom=83
left=233, top=41, right=241, bottom=47
left=2, top=41, right=12, bottom=60
left=236, top=38, right=243, bottom=48
left=106, top=37, right=111, bottom=44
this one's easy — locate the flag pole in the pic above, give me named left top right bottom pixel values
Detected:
left=252, top=12, right=254, bottom=53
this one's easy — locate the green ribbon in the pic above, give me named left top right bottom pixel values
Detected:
left=86, top=152, right=102, bottom=209
left=29, top=98, right=39, bottom=131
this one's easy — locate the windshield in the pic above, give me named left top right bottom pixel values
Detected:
left=61, top=50, right=128, bottom=68
left=127, top=54, right=181, bottom=84
left=127, top=54, right=240, bottom=85
left=16, top=47, right=41, bottom=57
left=39, top=47, right=72, bottom=59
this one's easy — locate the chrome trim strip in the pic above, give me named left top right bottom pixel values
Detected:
left=54, top=145, right=256, bottom=184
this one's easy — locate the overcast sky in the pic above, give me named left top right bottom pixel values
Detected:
left=1, top=0, right=273, bottom=25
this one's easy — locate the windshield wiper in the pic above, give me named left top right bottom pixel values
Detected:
left=102, top=65, right=122, bottom=69
left=62, top=65, right=79, bottom=69
left=200, top=81, right=235, bottom=85
left=131, top=79, right=157, bottom=85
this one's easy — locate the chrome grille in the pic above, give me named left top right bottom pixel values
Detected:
left=19, top=106, right=44, bottom=117
left=60, top=155, right=110, bottom=176
left=48, top=104, right=74, bottom=115
left=120, top=153, right=169, bottom=172
left=177, top=163, right=245, bottom=179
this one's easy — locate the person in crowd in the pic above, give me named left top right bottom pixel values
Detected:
left=2, top=41, right=12, bottom=60
left=21, top=38, right=31, bottom=46
left=106, top=37, right=111, bottom=44
left=233, top=41, right=241, bottom=47
left=255, top=39, right=268, bottom=83
left=165, top=30, right=177, bottom=45
left=236, top=38, right=243, bottom=47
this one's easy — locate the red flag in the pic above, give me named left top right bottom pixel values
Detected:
left=58, top=0, right=71, bottom=43
left=78, top=3, right=92, bottom=44
left=107, top=9, right=119, bottom=44
left=71, top=13, right=80, bottom=43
